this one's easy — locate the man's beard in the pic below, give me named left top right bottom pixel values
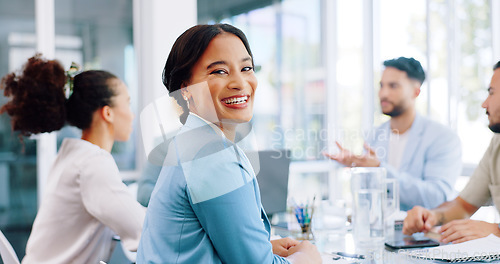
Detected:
left=486, top=110, right=500, bottom=133
left=489, top=122, right=500, bottom=133
left=382, top=101, right=406, bottom=117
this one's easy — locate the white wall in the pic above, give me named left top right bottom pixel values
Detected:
left=35, top=0, right=57, bottom=206
left=133, top=0, right=197, bottom=170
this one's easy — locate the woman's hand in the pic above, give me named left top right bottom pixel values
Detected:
left=270, top=237, right=300, bottom=257
left=286, top=240, right=322, bottom=264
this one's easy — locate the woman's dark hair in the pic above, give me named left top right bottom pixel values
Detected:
left=162, top=23, right=254, bottom=124
left=0, top=54, right=118, bottom=137
left=66, top=70, right=118, bottom=129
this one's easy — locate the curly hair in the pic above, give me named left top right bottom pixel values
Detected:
left=1, top=54, right=67, bottom=136
left=0, top=54, right=118, bottom=136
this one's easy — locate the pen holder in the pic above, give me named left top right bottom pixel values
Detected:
left=293, top=203, right=315, bottom=240
left=299, top=223, right=314, bottom=240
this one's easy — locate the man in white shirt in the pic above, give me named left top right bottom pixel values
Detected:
left=325, top=57, right=462, bottom=211
left=403, top=61, right=500, bottom=244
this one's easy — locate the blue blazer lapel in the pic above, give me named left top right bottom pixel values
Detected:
left=399, top=114, right=424, bottom=170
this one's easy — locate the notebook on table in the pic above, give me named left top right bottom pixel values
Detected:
left=405, top=234, right=500, bottom=262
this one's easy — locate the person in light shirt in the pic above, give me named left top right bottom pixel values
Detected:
left=324, top=57, right=462, bottom=211
left=404, top=61, right=500, bottom=244
left=0, top=54, right=145, bottom=264
left=136, top=24, right=321, bottom=264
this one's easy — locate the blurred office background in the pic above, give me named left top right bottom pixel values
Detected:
left=0, top=0, right=499, bottom=260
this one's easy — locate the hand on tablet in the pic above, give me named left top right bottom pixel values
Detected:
left=403, top=206, right=438, bottom=235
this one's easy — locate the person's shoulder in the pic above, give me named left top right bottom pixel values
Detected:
left=416, top=117, right=461, bottom=152
left=376, top=119, right=391, bottom=129
left=156, top=163, right=187, bottom=191
left=370, top=120, right=391, bottom=135
left=420, top=116, right=456, bottom=136
left=490, top=133, right=500, bottom=146
left=61, top=138, right=114, bottom=167
left=60, top=138, right=108, bottom=156
left=183, top=149, right=250, bottom=204
left=174, top=121, right=229, bottom=165
left=419, top=115, right=444, bottom=128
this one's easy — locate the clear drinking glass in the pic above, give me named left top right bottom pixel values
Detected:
left=350, top=167, right=387, bottom=246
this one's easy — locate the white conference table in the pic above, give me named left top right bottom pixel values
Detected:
left=271, top=218, right=500, bottom=264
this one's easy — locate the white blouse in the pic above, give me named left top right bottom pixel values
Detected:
left=22, top=138, right=145, bottom=264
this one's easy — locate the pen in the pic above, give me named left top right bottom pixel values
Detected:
left=310, top=195, right=316, bottom=221
left=294, top=207, right=303, bottom=225
left=304, top=204, right=309, bottom=224
left=299, top=206, right=304, bottom=225
left=332, top=251, right=366, bottom=259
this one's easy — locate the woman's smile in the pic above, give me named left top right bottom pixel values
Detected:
left=185, top=33, right=258, bottom=125
left=221, top=94, right=250, bottom=108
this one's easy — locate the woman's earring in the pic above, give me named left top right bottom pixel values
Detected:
left=183, top=96, right=190, bottom=108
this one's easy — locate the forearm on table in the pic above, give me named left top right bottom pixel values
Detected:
left=432, top=197, right=478, bottom=225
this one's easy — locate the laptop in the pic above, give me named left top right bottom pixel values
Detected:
left=250, top=149, right=291, bottom=218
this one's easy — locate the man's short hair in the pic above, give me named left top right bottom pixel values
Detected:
left=494, top=61, right=500, bottom=70
left=383, top=57, right=426, bottom=85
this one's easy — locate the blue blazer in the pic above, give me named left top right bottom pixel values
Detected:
left=365, top=114, right=462, bottom=211
left=137, top=114, right=289, bottom=264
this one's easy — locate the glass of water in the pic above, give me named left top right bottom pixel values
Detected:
left=350, top=167, right=386, bottom=246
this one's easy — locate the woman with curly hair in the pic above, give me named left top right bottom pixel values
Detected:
left=1, top=54, right=145, bottom=264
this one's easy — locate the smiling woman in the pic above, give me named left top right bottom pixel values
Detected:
left=137, top=24, right=321, bottom=264
left=182, top=32, right=258, bottom=139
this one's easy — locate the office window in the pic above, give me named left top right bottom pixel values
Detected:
left=455, top=0, right=492, bottom=165
left=376, top=0, right=494, bottom=171
left=198, top=0, right=328, bottom=203
left=197, top=0, right=497, bottom=203
left=0, top=0, right=136, bottom=259
left=288, top=171, right=329, bottom=202
left=335, top=0, right=365, bottom=153
left=210, top=0, right=325, bottom=161
left=0, top=0, right=37, bottom=258
left=54, top=0, right=137, bottom=170
left=426, top=0, right=450, bottom=125
left=376, top=0, right=427, bottom=126
left=277, top=0, right=324, bottom=161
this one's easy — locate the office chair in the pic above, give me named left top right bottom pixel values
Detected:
left=0, top=230, right=20, bottom=264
